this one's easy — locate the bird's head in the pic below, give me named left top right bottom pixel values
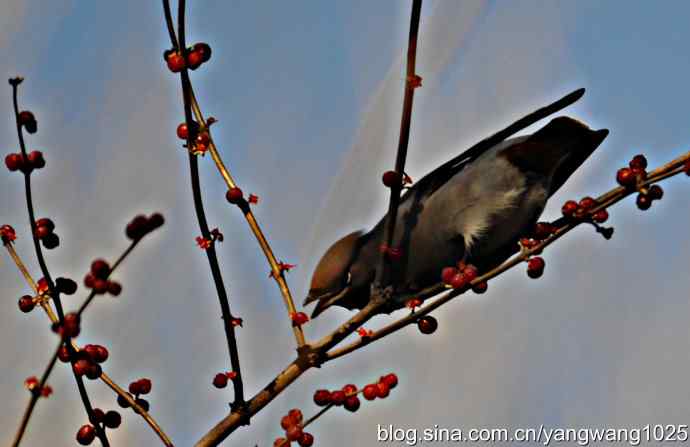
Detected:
left=303, top=230, right=365, bottom=318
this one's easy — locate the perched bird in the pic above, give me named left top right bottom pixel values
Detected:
left=304, top=89, right=608, bottom=318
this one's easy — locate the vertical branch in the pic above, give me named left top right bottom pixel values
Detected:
left=10, top=80, right=65, bottom=323
left=172, top=0, right=246, bottom=407
left=375, top=0, right=423, bottom=287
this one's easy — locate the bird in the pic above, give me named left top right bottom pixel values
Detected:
left=304, top=89, right=608, bottom=319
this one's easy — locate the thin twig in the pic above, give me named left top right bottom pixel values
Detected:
left=172, top=0, right=246, bottom=407
left=11, top=339, right=62, bottom=447
left=375, top=0, right=423, bottom=288
left=10, top=80, right=65, bottom=323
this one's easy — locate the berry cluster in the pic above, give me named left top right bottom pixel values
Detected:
left=561, top=196, right=607, bottom=222
left=275, top=409, right=314, bottom=447
left=212, top=371, right=238, bottom=389
left=61, top=343, right=109, bottom=380
left=312, top=373, right=398, bottom=414
left=0, top=224, right=17, bottom=244
left=33, top=217, right=59, bottom=249
left=5, top=150, right=45, bottom=174
left=125, top=212, right=164, bottom=241
left=51, top=312, right=81, bottom=338
left=614, top=154, right=664, bottom=210
left=116, top=378, right=153, bottom=413
left=84, top=259, right=121, bottom=296
left=76, top=408, right=122, bottom=445
left=441, top=261, right=485, bottom=293
left=177, top=121, right=211, bottom=154
left=24, top=376, right=52, bottom=397
left=164, top=42, right=212, bottom=73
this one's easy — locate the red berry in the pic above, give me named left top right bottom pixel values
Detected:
left=462, top=265, right=478, bottom=282
left=533, top=222, right=554, bottom=240
left=274, top=438, right=289, bottom=447
left=629, top=154, right=648, bottom=170
left=631, top=166, right=647, bottom=180
left=137, top=378, right=152, bottom=394
left=5, top=153, right=22, bottom=171
left=441, top=266, right=458, bottom=284
left=417, top=316, right=438, bottom=334
left=213, top=373, right=228, bottom=388
left=93, top=279, right=108, bottom=295
left=41, top=233, right=59, bottom=249
left=126, top=215, right=149, bottom=240
left=382, top=170, right=402, bottom=188
left=84, top=345, right=100, bottom=361
left=103, top=410, right=121, bottom=429
left=58, top=344, right=71, bottom=362
left=85, top=363, right=102, bottom=380
left=376, top=381, right=390, bottom=399
left=134, top=398, right=150, bottom=413
left=18, top=295, right=35, bottom=313
left=298, top=432, right=314, bottom=447
left=330, top=390, right=346, bottom=406
left=76, top=424, right=96, bottom=445
left=344, top=396, right=361, bottom=412
left=649, top=184, right=664, bottom=200
left=37, top=278, right=49, bottom=295
left=288, top=408, right=303, bottom=425
left=166, top=52, right=186, bottom=72
left=684, top=160, right=690, bottom=176
left=381, top=373, right=398, bottom=389
left=527, top=257, right=545, bottom=279
left=313, top=389, right=331, bottom=406
left=93, top=345, right=109, bottom=363
left=18, top=111, right=37, bottom=133
left=578, top=196, right=596, bottom=210
left=73, top=359, right=90, bottom=376
left=194, top=42, right=212, bottom=62
left=592, top=209, right=609, bottom=223
left=27, top=151, right=45, bottom=169
left=187, top=50, right=204, bottom=69
left=196, top=132, right=210, bottom=146
left=63, top=312, right=81, bottom=337
left=561, top=200, right=578, bottom=217
left=56, top=277, right=77, bottom=295
left=107, top=281, right=122, bottom=296
left=286, top=425, right=304, bottom=442
left=226, top=187, right=243, bottom=204
left=449, top=273, right=466, bottom=289
left=91, top=408, right=105, bottom=424
left=83, top=273, right=95, bottom=289
left=616, top=167, right=635, bottom=187
left=291, top=312, right=309, bottom=326
left=90, top=259, right=110, bottom=280
left=472, top=281, right=488, bottom=294
left=636, top=193, right=652, bottom=210
left=342, top=384, right=357, bottom=396
left=362, top=384, right=378, bottom=401
left=176, top=122, right=194, bottom=140
left=129, top=381, right=142, bottom=395
left=117, top=393, right=133, bottom=408
left=280, top=415, right=295, bottom=430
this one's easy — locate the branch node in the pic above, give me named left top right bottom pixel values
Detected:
left=228, top=401, right=250, bottom=427
left=296, top=344, right=324, bottom=369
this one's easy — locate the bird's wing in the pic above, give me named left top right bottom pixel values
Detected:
left=400, top=88, right=586, bottom=203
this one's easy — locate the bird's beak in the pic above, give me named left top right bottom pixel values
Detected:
left=304, top=285, right=353, bottom=319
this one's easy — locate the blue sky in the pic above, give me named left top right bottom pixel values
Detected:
left=2, top=1, right=690, bottom=446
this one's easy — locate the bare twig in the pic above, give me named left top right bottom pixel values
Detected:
left=11, top=339, right=62, bottom=447
left=169, top=0, right=247, bottom=407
